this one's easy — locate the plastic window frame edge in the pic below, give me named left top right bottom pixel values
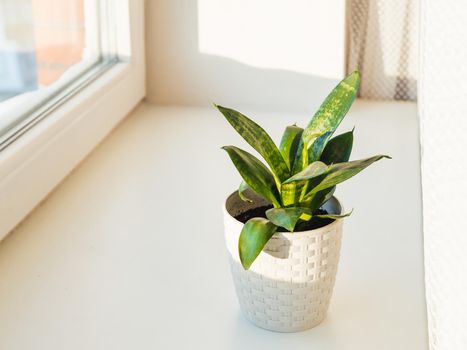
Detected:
left=0, top=0, right=146, bottom=240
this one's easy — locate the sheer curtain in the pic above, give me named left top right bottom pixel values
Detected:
left=419, top=0, right=467, bottom=348
left=346, top=0, right=418, bottom=100
left=348, top=0, right=467, bottom=348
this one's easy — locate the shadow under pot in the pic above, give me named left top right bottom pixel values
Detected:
left=223, top=191, right=344, bottom=332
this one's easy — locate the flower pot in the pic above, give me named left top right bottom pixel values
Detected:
left=223, top=191, right=344, bottom=332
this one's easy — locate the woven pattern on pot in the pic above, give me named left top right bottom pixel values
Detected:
left=228, top=221, right=343, bottom=332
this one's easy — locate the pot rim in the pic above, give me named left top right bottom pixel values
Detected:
left=223, top=190, right=344, bottom=236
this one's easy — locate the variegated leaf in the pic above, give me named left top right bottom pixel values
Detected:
left=216, top=104, right=290, bottom=182
left=302, top=186, right=336, bottom=211
left=284, top=161, right=328, bottom=184
left=266, top=206, right=352, bottom=232
left=283, top=161, right=328, bottom=207
left=279, top=124, right=303, bottom=171
left=314, top=210, right=353, bottom=220
left=238, top=181, right=253, bottom=203
left=296, top=155, right=390, bottom=197
left=320, top=129, right=354, bottom=164
left=222, top=146, right=281, bottom=207
left=293, top=71, right=360, bottom=172
left=239, top=218, right=277, bottom=270
left=266, top=207, right=307, bottom=232
left=308, top=131, right=333, bottom=164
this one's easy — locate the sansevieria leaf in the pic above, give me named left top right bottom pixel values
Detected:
left=284, top=161, right=328, bottom=184
left=279, top=125, right=303, bottom=170
left=307, top=131, right=333, bottom=165
left=215, top=105, right=290, bottom=182
left=321, top=186, right=336, bottom=204
left=314, top=210, right=353, bottom=220
left=266, top=207, right=352, bottom=232
left=281, top=161, right=328, bottom=207
left=293, top=71, right=360, bottom=172
left=293, top=155, right=390, bottom=199
left=280, top=182, right=301, bottom=207
left=266, top=207, right=307, bottom=232
left=320, top=129, right=354, bottom=164
left=238, top=181, right=253, bottom=203
left=239, top=218, right=277, bottom=270
left=302, top=186, right=336, bottom=211
left=222, top=146, right=281, bottom=207
left=300, top=139, right=332, bottom=199
left=308, top=155, right=390, bottom=194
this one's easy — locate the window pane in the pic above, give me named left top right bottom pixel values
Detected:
left=0, top=0, right=116, bottom=148
left=33, top=0, right=87, bottom=87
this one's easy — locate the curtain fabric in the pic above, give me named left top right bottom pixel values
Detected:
left=346, top=0, right=418, bottom=100
left=419, top=0, right=467, bottom=349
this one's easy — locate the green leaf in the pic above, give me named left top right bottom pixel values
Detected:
left=320, top=129, right=354, bottom=164
left=280, top=182, right=300, bottom=207
left=239, top=218, right=277, bottom=270
left=284, top=161, right=328, bottom=184
left=282, top=161, right=328, bottom=207
left=238, top=181, right=253, bottom=203
left=308, top=131, right=333, bottom=164
left=293, top=71, right=360, bottom=172
left=309, top=155, right=390, bottom=194
left=215, top=104, right=290, bottom=182
left=266, top=207, right=307, bottom=232
left=279, top=125, right=303, bottom=170
left=303, top=71, right=360, bottom=145
left=266, top=207, right=352, bottom=232
left=222, top=146, right=281, bottom=207
left=314, top=209, right=353, bottom=220
left=294, top=155, right=391, bottom=199
left=298, top=134, right=333, bottom=199
left=304, top=186, right=336, bottom=211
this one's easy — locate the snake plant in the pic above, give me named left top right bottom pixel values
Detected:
left=216, top=71, right=390, bottom=270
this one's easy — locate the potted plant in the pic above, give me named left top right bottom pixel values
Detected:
left=216, top=71, right=390, bottom=332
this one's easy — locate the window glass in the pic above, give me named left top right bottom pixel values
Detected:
left=0, top=0, right=116, bottom=149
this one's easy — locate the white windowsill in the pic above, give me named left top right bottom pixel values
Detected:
left=0, top=101, right=427, bottom=349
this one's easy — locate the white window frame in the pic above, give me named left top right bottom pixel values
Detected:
left=0, top=0, right=145, bottom=239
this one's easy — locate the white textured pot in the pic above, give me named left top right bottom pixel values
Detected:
left=223, top=191, right=344, bottom=332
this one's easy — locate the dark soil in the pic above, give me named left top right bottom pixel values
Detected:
left=235, top=205, right=334, bottom=232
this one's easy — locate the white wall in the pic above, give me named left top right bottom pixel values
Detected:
left=145, top=0, right=346, bottom=113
